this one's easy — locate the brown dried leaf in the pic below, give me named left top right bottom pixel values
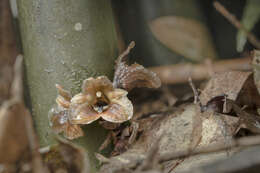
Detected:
left=149, top=16, right=217, bottom=61
left=0, top=101, right=29, bottom=163
left=227, top=99, right=260, bottom=134
left=189, top=105, right=202, bottom=151
left=42, top=138, right=90, bottom=173
left=113, top=42, right=161, bottom=91
left=199, top=71, right=252, bottom=106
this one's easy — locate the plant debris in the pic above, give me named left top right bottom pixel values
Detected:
left=113, top=41, right=161, bottom=91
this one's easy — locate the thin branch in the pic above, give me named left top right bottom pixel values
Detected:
left=188, top=77, right=199, bottom=104
left=158, top=135, right=260, bottom=163
left=149, top=57, right=251, bottom=84
left=116, top=41, right=135, bottom=64
left=213, top=1, right=260, bottom=49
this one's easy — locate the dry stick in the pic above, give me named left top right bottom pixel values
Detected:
left=137, top=135, right=163, bottom=171
left=149, top=57, right=251, bottom=84
left=213, top=1, right=260, bottom=49
left=117, top=41, right=135, bottom=63
left=158, top=135, right=260, bottom=163
left=188, top=77, right=200, bottom=104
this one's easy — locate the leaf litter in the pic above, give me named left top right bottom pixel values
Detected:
left=3, top=44, right=260, bottom=173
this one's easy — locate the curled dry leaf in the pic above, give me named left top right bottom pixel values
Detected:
left=42, top=138, right=90, bottom=173
left=113, top=41, right=161, bottom=91
left=226, top=99, right=260, bottom=134
left=199, top=69, right=260, bottom=135
left=199, top=71, right=260, bottom=108
left=0, top=100, right=29, bottom=163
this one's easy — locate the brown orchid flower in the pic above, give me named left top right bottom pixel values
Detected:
left=49, top=76, right=133, bottom=139
left=69, top=76, right=133, bottom=124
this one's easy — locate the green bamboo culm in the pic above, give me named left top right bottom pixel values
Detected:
left=17, top=0, right=118, bottom=172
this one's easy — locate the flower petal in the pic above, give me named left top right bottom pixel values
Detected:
left=69, top=103, right=101, bottom=124
left=81, top=76, right=113, bottom=104
left=101, top=96, right=133, bottom=123
left=48, top=107, right=83, bottom=140
left=55, top=84, right=71, bottom=101
left=56, top=95, right=71, bottom=108
left=70, top=93, right=89, bottom=105
left=48, top=107, right=69, bottom=133
left=106, top=88, right=128, bottom=100
left=64, top=123, right=84, bottom=140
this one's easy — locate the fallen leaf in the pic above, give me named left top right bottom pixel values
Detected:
left=113, top=42, right=161, bottom=91
left=189, top=105, right=202, bottom=151
left=227, top=99, right=260, bottom=134
left=199, top=71, right=256, bottom=106
left=149, top=16, right=217, bottom=62
left=0, top=100, right=29, bottom=163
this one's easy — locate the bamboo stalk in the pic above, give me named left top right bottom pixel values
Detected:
left=17, top=0, right=118, bottom=171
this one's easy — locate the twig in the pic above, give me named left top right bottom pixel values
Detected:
left=11, top=55, right=23, bottom=101
left=213, top=1, right=260, bottom=49
left=158, top=135, right=260, bottom=163
left=117, top=41, right=135, bottom=64
left=25, top=108, right=48, bottom=173
left=136, top=135, right=162, bottom=171
left=95, top=153, right=110, bottom=163
left=149, top=57, right=251, bottom=84
left=188, top=77, right=199, bottom=104
left=99, top=132, right=112, bottom=151
left=128, top=122, right=139, bottom=145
